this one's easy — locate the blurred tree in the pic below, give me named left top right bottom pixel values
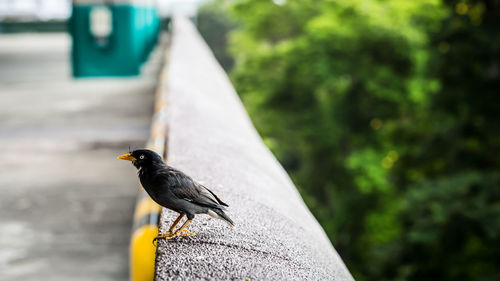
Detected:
left=198, top=0, right=500, bottom=280
left=394, top=0, right=500, bottom=280
left=197, top=0, right=237, bottom=72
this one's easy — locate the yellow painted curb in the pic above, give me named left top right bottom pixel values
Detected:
left=130, top=225, right=160, bottom=281
left=129, top=37, right=170, bottom=281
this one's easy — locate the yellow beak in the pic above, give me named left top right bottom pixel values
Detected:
left=118, top=153, right=137, bottom=161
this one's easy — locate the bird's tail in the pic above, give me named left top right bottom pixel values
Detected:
left=207, top=209, right=234, bottom=227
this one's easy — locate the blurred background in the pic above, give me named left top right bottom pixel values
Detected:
left=0, top=0, right=498, bottom=280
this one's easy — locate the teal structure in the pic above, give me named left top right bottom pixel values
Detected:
left=70, top=2, right=160, bottom=77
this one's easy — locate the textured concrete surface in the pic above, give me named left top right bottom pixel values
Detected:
left=154, top=18, right=354, bottom=281
left=0, top=33, right=163, bottom=281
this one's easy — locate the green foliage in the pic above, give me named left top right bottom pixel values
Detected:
left=401, top=172, right=500, bottom=280
left=197, top=0, right=237, bottom=71
left=198, top=0, right=500, bottom=280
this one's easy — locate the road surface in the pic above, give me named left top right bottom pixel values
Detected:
left=0, top=33, right=162, bottom=281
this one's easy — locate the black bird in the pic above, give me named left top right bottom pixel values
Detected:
left=118, top=149, right=234, bottom=241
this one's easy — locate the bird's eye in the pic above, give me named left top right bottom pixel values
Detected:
left=139, top=155, right=145, bottom=160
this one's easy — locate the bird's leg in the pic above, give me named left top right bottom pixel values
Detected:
left=174, top=219, right=195, bottom=237
left=167, top=213, right=185, bottom=234
left=153, top=214, right=185, bottom=244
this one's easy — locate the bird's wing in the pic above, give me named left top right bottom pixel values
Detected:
left=163, top=167, right=228, bottom=209
left=200, top=185, right=229, bottom=207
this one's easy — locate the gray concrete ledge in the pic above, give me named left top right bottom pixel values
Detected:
left=154, top=17, right=354, bottom=281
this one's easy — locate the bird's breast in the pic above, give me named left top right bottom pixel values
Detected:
left=139, top=173, right=177, bottom=209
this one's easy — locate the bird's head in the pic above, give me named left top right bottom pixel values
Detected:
left=117, top=149, right=164, bottom=169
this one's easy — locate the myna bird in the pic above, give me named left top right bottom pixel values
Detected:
left=118, top=149, right=234, bottom=241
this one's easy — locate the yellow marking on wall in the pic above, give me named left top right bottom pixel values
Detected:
left=133, top=197, right=162, bottom=222
left=130, top=35, right=170, bottom=281
left=130, top=225, right=159, bottom=281
left=150, top=122, right=166, bottom=139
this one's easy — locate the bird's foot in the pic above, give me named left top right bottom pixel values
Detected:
left=178, top=228, right=195, bottom=237
left=152, top=229, right=195, bottom=246
left=152, top=232, right=176, bottom=246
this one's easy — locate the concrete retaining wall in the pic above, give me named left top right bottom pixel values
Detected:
left=154, top=17, right=354, bottom=281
